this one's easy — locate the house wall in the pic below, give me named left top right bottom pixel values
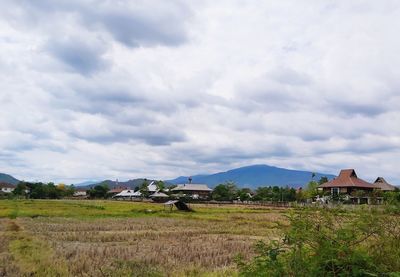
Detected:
left=1, top=187, right=14, bottom=193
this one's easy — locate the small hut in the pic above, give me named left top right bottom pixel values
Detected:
left=373, top=177, right=397, bottom=191
left=163, top=200, right=193, bottom=212
left=149, top=192, right=169, bottom=203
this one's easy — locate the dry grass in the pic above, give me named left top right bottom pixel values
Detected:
left=0, top=200, right=289, bottom=276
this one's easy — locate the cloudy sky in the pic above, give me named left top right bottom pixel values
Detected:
left=0, top=0, right=399, bottom=184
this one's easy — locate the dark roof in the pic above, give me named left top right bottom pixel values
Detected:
left=0, top=182, right=16, bottom=189
left=373, top=177, right=397, bottom=191
left=171, top=184, right=212, bottom=192
left=319, top=169, right=375, bottom=189
left=108, top=187, right=127, bottom=193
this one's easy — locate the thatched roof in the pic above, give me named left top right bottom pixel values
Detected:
left=373, top=177, right=397, bottom=191
left=171, top=184, right=212, bottom=192
left=0, top=182, right=15, bottom=189
left=319, top=169, right=375, bottom=189
left=150, top=192, right=169, bottom=198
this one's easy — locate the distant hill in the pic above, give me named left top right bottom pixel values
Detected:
left=167, top=164, right=336, bottom=189
left=74, top=180, right=100, bottom=187
left=76, top=179, right=165, bottom=189
left=0, top=173, right=19, bottom=185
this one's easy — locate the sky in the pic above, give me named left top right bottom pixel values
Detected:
left=0, top=0, right=399, bottom=184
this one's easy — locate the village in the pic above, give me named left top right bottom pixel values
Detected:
left=1, top=168, right=398, bottom=206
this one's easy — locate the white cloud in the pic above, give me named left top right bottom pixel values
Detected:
left=0, top=0, right=399, bottom=184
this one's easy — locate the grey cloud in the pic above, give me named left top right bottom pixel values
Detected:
left=331, top=101, right=387, bottom=117
left=4, top=0, right=190, bottom=48
left=95, top=10, right=187, bottom=47
left=46, top=37, right=109, bottom=75
left=69, top=124, right=186, bottom=146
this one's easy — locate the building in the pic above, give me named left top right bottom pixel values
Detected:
left=113, top=189, right=141, bottom=198
left=108, top=186, right=127, bottom=196
left=171, top=184, right=212, bottom=199
left=373, top=177, right=397, bottom=191
left=147, top=181, right=158, bottom=193
left=149, top=192, right=169, bottom=202
left=0, top=182, right=16, bottom=193
left=73, top=189, right=87, bottom=197
left=318, top=169, right=376, bottom=204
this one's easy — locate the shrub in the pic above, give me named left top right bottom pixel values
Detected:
left=237, top=207, right=400, bottom=276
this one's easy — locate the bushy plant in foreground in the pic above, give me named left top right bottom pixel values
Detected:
left=237, top=207, right=400, bottom=276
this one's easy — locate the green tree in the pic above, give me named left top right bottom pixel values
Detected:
left=237, top=188, right=252, bottom=201
left=304, top=181, right=319, bottom=199
left=88, top=184, right=109, bottom=198
left=139, top=180, right=150, bottom=198
left=212, top=182, right=238, bottom=201
left=318, top=176, right=329, bottom=185
left=13, top=182, right=28, bottom=197
left=155, top=181, right=165, bottom=192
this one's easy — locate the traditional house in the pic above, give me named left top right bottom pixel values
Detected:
left=150, top=192, right=169, bottom=202
left=73, top=189, right=87, bottom=197
left=113, top=189, right=141, bottom=198
left=318, top=169, right=376, bottom=204
left=108, top=186, right=127, bottom=197
left=147, top=181, right=158, bottom=193
left=171, top=184, right=212, bottom=199
left=0, top=182, right=16, bottom=193
left=373, top=177, right=397, bottom=191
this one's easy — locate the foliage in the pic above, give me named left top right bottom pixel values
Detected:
left=253, top=186, right=296, bottom=202
left=303, top=181, right=319, bottom=199
left=13, top=181, right=75, bottom=199
left=155, top=180, right=166, bottom=192
left=212, top=182, right=238, bottom=201
left=237, top=188, right=252, bottom=201
left=318, top=176, right=329, bottom=185
left=88, top=183, right=109, bottom=199
left=237, top=207, right=400, bottom=276
left=139, top=180, right=150, bottom=198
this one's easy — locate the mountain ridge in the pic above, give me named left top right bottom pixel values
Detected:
left=0, top=173, right=20, bottom=185
left=167, top=164, right=336, bottom=189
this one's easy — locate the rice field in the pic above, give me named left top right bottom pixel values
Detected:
left=0, top=200, right=290, bottom=276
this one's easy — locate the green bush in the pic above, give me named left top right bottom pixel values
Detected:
left=237, top=207, right=400, bottom=276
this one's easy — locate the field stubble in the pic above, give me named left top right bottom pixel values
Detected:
left=0, top=200, right=288, bottom=276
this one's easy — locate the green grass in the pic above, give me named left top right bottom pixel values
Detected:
left=0, top=199, right=290, bottom=221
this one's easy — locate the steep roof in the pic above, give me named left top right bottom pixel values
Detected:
left=319, top=169, right=375, bottom=189
left=0, top=182, right=16, bottom=189
left=147, top=181, right=158, bottom=192
left=373, top=177, right=397, bottom=191
left=150, top=192, right=169, bottom=198
left=108, top=187, right=127, bottom=194
left=113, top=189, right=141, bottom=197
left=171, top=184, right=212, bottom=192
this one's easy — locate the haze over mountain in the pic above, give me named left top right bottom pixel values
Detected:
left=168, top=164, right=336, bottom=189
left=75, top=179, right=159, bottom=190
left=0, top=173, right=20, bottom=185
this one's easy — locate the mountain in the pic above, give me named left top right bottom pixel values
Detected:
left=0, top=173, right=20, bottom=185
left=76, top=179, right=163, bottom=189
left=74, top=180, right=100, bottom=187
left=167, top=164, right=336, bottom=189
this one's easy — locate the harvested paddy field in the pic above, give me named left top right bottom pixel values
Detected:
left=0, top=200, right=289, bottom=276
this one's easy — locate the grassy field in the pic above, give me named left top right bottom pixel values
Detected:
left=0, top=200, right=290, bottom=276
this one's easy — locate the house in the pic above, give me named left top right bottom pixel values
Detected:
left=149, top=192, right=169, bottom=202
left=373, top=177, right=397, bottom=191
left=113, top=189, right=142, bottom=198
left=147, top=181, right=158, bottom=193
left=0, top=182, right=16, bottom=193
left=108, top=186, right=127, bottom=196
left=171, top=183, right=212, bottom=199
left=73, top=189, right=87, bottom=197
left=318, top=169, right=376, bottom=204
